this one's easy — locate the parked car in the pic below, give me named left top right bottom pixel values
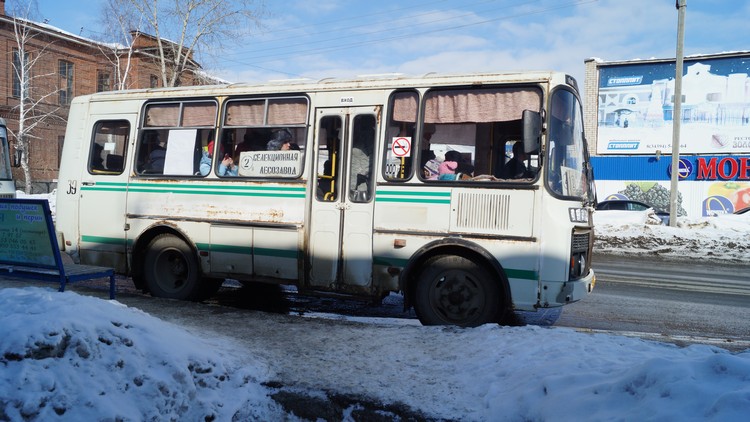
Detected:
left=595, top=199, right=670, bottom=225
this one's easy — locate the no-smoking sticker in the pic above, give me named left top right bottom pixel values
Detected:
left=391, top=137, right=412, bottom=157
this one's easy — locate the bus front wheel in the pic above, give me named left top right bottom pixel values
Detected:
left=414, top=255, right=501, bottom=327
left=143, top=234, right=204, bottom=301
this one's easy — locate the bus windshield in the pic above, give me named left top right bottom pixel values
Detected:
left=546, top=89, right=593, bottom=203
left=0, top=124, right=12, bottom=181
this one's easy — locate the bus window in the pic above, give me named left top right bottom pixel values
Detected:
left=384, top=91, right=418, bottom=181
left=547, top=89, right=589, bottom=199
left=419, top=87, right=542, bottom=182
left=223, top=97, right=308, bottom=178
left=349, top=114, right=377, bottom=202
left=316, top=116, right=341, bottom=201
left=136, top=100, right=217, bottom=176
left=89, top=120, right=129, bottom=174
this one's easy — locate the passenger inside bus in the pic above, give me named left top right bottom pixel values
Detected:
left=90, top=143, right=105, bottom=171
left=200, top=140, right=238, bottom=176
left=267, top=129, right=294, bottom=150
left=500, top=141, right=532, bottom=179
left=146, top=133, right=166, bottom=174
left=350, top=115, right=376, bottom=201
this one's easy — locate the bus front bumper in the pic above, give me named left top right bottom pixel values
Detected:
left=539, top=270, right=595, bottom=308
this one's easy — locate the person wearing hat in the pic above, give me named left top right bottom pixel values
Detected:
left=200, top=139, right=238, bottom=176
left=267, top=129, right=297, bottom=151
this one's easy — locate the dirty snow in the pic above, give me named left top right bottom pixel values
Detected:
left=0, top=193, right=748, bottom=420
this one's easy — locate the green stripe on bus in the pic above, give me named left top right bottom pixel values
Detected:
left=373, top=256, right=538, bottom=281
left=376, top=190, right=451, bottom=197
left=81, top=183, right=306, bottom=198
left=375, top=197, right=451, bottom=204
left=209, top=244, right=252, bottom=255
left=126, top=182, right=305, bottom=192
left=254, top=247, right=298, bottom=259
left=505, top=268, right=538, bottom=280
left=373, top=256, right=409, bottom=267
left=124, top=188, right=305, bottom=198
left=81, top=235, right=131, bottom=246
left=375, top=190, right=451, bottom=204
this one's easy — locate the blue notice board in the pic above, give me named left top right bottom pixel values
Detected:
left=0, top=199, right=57, bottom=268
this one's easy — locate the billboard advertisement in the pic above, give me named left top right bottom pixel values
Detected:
left=596, top=55, right=750, bottom=155
left=592, top=155, right=750, bottom=216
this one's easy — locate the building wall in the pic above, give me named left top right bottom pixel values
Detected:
left=583, top=58, right=599, bottom=158
left=0, top=5, right=214, bottom=193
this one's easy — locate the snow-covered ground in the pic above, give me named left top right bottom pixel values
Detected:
left=1, top=192, right=748, bottom=420
left=593, top=207, right=750, bottom=263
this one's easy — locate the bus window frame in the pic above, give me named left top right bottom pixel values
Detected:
left=407, top=84, right=543, bottom=184
left=135, top=98, right=219, bottom=177
left=220, top=94, right=310, bottom=180
left=88, top=119, right=130, bottom=175
left=383, top=89, right=420, bottom=183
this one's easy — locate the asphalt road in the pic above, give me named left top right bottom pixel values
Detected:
left=1, top=253, right=748, bottom=352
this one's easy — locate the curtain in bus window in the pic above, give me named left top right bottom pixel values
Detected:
left=144, top=104, right=180, bottom=127
left=392, top=92, right=418, bottom=123
left=182, top=102, right=217, bottom=126
left=424, top=88, right=541, bottom=123
left=267, top=98, right=308, bottom=125
left=225, top=100, right=264, bottom=126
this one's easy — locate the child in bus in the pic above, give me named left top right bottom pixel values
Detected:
left=438, top=160, right=458, bottom=180
left=200, top=140, right=238, bottom=176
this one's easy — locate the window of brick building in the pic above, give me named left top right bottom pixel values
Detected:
left=12, top=49, right=30, bottom=98
left=59, top=60, right=74, bottom=105
left=149, top=75, right=159, bottom=88
left=58, top=135, right=65, bottom=168
left=97, top=71, right=111, bottom=92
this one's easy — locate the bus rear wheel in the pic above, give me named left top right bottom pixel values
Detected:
left=143, top=234, right=206, bottom=301
left=414, top=255, right=501, bottom=327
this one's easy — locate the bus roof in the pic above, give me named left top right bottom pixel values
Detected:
left=76, top=71, right=573, bottom=103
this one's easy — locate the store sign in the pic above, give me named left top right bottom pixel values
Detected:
left=696, top=157, right=750, bottom=180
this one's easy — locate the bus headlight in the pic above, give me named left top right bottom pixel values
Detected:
left=569, top=208, right=589, bottom=223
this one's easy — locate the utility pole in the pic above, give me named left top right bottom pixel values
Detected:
left=669, top=0, right=687, bottom=226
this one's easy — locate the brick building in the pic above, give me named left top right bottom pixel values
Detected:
left=0, top=0, right=217, bottom=192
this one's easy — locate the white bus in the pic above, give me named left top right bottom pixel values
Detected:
left=56, top=72, right=596, bottom=326
left=0, top=118, right=15, bottom=198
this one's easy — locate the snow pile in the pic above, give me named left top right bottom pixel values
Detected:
left=1, top=287, right=749, bottom=421
left=594, top=210, right=750, bottom=263
left=0, top=288, right=283, bottom=421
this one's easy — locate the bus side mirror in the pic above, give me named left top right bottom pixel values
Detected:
left=522, top=110, right=541, bottom=155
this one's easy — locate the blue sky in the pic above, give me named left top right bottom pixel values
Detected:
left=30, top=0, right=750, bottom=85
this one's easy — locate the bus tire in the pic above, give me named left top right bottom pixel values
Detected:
left=143, top=234, right=205, bottom=301
left=414, top=255, right=501, bottom=327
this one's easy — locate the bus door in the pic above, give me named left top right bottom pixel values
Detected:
left=308, top=107, right=379, bottom=290
left=77, top=116, right=135, bottom=273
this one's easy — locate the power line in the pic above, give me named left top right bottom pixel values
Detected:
left=210, top=0, right=597, bottom=66
left=231, top=0, right=532, bottom=57
left=247, top=0, right=499, bottom=50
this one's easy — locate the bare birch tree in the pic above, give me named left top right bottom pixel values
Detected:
left=94, top=0, right=146, bottom=90
left=8, top=1, right=63, bottom=193
left=107, top=0, right=265, bottom=88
